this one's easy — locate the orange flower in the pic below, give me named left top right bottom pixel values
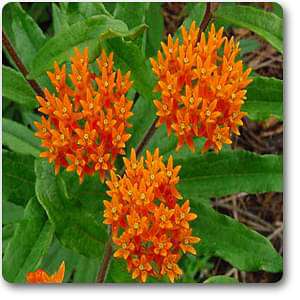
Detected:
left=160, top=254, right=183, bottom=283
left=150, top=22, right=252, bottom=153
left=103, top=148, right=200, bottom=283
left=34, top=48, right=133, bottom=182
left=26, top=261, right=65, bottom=284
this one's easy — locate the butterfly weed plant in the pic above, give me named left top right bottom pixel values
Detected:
left=2, top=2, right=283, bottom=284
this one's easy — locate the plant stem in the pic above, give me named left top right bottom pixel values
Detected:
left=199, top=2, right=212, bottom=33
left=2, top=30, right=44, bottom=96
left=97, top=233, right=113, bottom=282
left=96, top=2, right=214, bottom=283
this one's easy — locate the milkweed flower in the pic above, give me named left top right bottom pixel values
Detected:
left=26, top=261, right=65, bottom=284
left=34, top=48, right=133, bottom=182
left=150, top=22, right=252, bottom=153
left=103, top=148, right=200, bottom=283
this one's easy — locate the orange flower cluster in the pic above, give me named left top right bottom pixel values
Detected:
left=26, top=261, right=65, bottom=284
left=103, top=148, right=200, bottom=283
left=34, top=48, right=133, bottom=182
left=150, top=22, right=252, bottom=153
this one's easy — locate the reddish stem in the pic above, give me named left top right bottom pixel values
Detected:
left=2, top=30, right=44, bottom=96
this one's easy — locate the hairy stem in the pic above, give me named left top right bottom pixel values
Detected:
left=2, top=30, right=44, bottom=96
left=96, top=2, right=214, bottom=283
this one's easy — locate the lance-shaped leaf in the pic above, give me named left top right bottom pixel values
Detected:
left=2, top=197, right=55, bottom=283
left=29, top=15, right=146, bottom=79
left=3, top=118, right=40, bottom=157
left=2, top=66, right=37, bottom=109
left=35, top=159, right=108, bottom=258
left=244, top=76, right=283, bottom=121
left=144, top=2, right=164, bottom=57
left=176, top=150, right=282, bottom=199
left=3, top=151, right=36, bottom=206
left=2, top=2, right=46, bottom=69
left=214, top=4, right=283, bottom=53
left=193, top=202, right=283, bottom=272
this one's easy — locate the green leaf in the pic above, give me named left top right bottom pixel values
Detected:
left=2, top=201, right=24, bottom=225
left=52, top=3, right=69, bottom=34
left=106, top=259, right=135, bottom=283
left=174, top=2, right=206, bottom=41
left=176, top=150, right=282, bottom=199
left=145, top=3, right=164, bottom=58
left=103, top=38, right=157, bottom=151
left=214, top=4, right=283, bottom=53
left=2, top=224, right=16, bottom=253
left=239, top=38, right=260, bottom=56
left=103, top=3, right=116, bottom=15
left=2, top=2, right=46, bottom=69
left=113, top=2, right=149, bottom=49
left=203, top=275, right=239, bottom=284
left=29, top=15, right=130, bottom=79
left=73, top=255, right=102, bottom=283
left=2, top=151, right=36, bottom=206
left=244, top=76, right=283, bottom=121
left=193, top=202, right=283, bottom=272
left=182, top=2, right=206, bottom=29
left=272, top=3, right=283, bottom=18
left=2, top=197, right=55, bottom=283
left=62, top=170, right=107, bottom=215
left=62, top=2, right=111, bottom=25
left=35, top=159, right=108, bottom=258
left=114, top=2, right=149, bottom=29
left=3, top=118, right=40, bottom=157
left=2, top=66, right=37, bottom=109
left=100, top=23, right=148, bottom=41
left=40, top=238, right=101, bottom=283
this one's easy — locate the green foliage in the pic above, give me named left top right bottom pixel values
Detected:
left=3, top=197, right=54, bottom=283
left=193, top=202, right=283, bottom=273
left=3, top=118, right=40, bottom=157
left=3, top=224, right=16, bottom=253
left=2, top=201, right=24, bottom=225
left=35, top=159, right=108, bottom=258
left=3, top=151, right=36, bottom=206
left=175, top=3, right=206, bottom=41
left=105, top=259, right=135, bottom=283
left=40, top=238, right=102, bottom=283
left=215, top=4, right=283, bottom=53
left=204, top=275, right=239, bottom=284
left=177, top=150, right=282, bottom=199
left=114, top=3, right=149, bottom=29
left=145, top=3, right=164, bottom=57
left=61, top=2, right=111, bottom=24
left=2, top=66, right=37, bottom=109
left=29, top=15, right=146, bottom=79
left=3, top=2, right=46, bottom=69
left=182, top=3, right=206, bottom=30
left=244, top=76, right=283, bottom=121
